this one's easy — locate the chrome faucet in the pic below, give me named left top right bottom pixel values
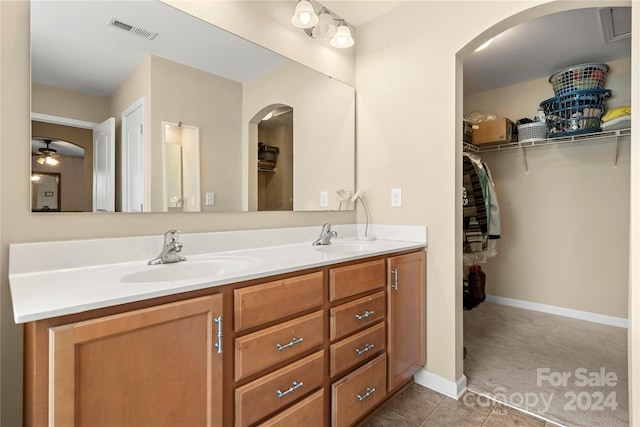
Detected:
left=148, top=230, right=187, bottom=265
left=312, top=223, right=338, bottom=246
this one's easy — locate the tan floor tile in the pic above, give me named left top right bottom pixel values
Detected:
left=440, top=391, right=494, bottom=424
left=421, top=406, right=483, bottom=427
left=406, top=382, right=448, bottom=405
left=385, top=388, right=439, bottom=424
left=484, top=404, right=546, bottom=427
left=362, top=406, right=418, bottom=427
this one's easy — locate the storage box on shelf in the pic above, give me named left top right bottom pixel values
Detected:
left=472, top=118, right=516, bottom=146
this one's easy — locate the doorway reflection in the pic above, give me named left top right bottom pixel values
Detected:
left=257, top=107, right=293, bottom=211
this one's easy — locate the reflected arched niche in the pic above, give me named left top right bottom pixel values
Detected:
left=248, top=104, right=293, bottom=211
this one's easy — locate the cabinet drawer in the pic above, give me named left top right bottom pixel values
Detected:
left=235, top=351, right=324, bottom=427
left=234, top=272, right=324, bottom=332
left=257, top=389, right=324, bottom=427
left=331, top=353, right=387, bottom=427
left=330, top=322, right=385, bottom=377
left=235, top=311, right=324, bottom=381
left=329, top=259, right=385, bottom=302
left=330, top=292, right=384, bottom=341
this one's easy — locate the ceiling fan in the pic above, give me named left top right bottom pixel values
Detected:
left=33, top=139, right=60, bottom=166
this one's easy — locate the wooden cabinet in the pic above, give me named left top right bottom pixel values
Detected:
left=331, top=353, right=387, bottom=427
left=26, top=249, right=426, bottom=427
left=387, top=251, right=426, bottom=392
left=235, top=310, right=324, bottom=381
left=234, top=271, right=324, bottom=332
left=257, top=389, right=324, bottom=427
left=233, top=272, right=325, bottom=425
left=235, top=351, right=325, bottom=427
left=48, top=294, right=223, bottom=427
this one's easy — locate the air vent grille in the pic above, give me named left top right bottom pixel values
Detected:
left=599, top=7, right=631, bottom=43
left=108, top=17, right=157, bottom=40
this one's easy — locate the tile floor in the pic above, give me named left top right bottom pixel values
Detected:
left=363, top=382, right=557, bottom=427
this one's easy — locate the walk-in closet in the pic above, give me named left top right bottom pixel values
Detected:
left=461, top=6, right=631, bottom=427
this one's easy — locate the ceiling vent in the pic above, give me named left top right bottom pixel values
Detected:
left=599, top=7, right=631, bottom=44
left=108, top=17, right=158, bottom=40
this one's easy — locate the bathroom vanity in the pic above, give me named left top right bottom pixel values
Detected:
left=10, top=226, right=426, bottom=426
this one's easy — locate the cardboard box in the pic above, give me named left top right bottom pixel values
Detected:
left=472, top=118, right=516, bottom=146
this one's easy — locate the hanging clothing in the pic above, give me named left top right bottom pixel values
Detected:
left=462, top=153, right=501, bottom=265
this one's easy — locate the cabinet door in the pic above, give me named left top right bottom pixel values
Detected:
left=387, top=251, right=426, bottom=391
left=49, top=294, right=223, bottom=427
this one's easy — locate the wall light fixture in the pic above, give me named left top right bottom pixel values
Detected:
left=291, top=1, right=355, bottom=48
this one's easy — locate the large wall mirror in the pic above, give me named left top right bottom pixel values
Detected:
left=30, top=0, right=355, bottom=213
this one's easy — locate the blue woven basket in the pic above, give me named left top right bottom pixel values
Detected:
left=539, top=89, right=611, bottom=138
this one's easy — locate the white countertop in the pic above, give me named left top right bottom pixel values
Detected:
left=9, top=225, right=427, bottom=323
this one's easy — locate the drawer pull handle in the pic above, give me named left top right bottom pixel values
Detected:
left=276, top=381, right=303, bottom=399
left=213, top=316, right=223, bottom=354
left=357, top=387, right=376, bottom=402
left=276, top=337, right=303, bottom=351
left=355, top=343, right=374, bottom=355
left=355, top=310, right=374, bottom=320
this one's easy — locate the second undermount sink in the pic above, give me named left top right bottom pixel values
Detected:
left=121, top=257, right=254, bottom=283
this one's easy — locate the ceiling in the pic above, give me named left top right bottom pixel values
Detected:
left=328, top=3, right=631, bottom=94
left=31, top=2, right=631, bottom=99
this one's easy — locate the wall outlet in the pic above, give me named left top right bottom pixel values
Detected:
left=320, top=191, right=328, bottom=208
left=391, top=188, right=402, bottom=207
left=205, top=192, right=215, bottom=206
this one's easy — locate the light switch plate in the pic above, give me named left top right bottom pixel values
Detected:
left=205, top=192, right=215, bottom=206
left=391, top=188, right=402, bottom=207
left=320, top=191, right=328, bottom=208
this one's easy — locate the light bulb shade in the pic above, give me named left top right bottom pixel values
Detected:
left=312, top=11, right=337, bottom=38
left=291, top=0, right=318, bottom=29
left=46, top=156, right=59, bottom=165
left=330, top=24, right=354, bottom=48
left=36, top=157, right=46, bottom=165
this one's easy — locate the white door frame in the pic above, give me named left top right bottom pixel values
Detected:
left=121, top=97, right=147, bottom=212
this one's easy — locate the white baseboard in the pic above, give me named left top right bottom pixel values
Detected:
left=486, top=295, right=629, bottom=329
left=414, top=369, right=467, bottom=399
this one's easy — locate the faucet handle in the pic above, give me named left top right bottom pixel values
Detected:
left=164, top=230, right=180, bottom=243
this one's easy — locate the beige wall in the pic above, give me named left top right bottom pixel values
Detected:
left=2, top=1, right=638, bottom=426
left=355, top=0, right=635, bottom=393
left=243, top=61, right=355, bottom=211
left=464, top=58, right=631, bottom=318
left=150, top=55, right=243, bottom=212
left=0, top=2, right=354, bottom=425
left=31, top=82, right=110, bottom=123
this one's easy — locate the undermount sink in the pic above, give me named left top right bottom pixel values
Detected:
left=121, top=257, right=254, bottom=283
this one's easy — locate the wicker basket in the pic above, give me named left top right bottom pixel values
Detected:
left=517, top=122, right=547, bottom=142
left=548, top=63, right=609, bottom=96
